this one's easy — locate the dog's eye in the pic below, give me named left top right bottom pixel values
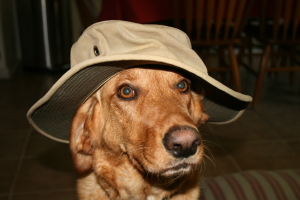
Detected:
left=177, top=80, right=190, bottom=93
left=118, top=85, right=136, bottom=99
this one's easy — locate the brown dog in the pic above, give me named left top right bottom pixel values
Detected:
left=70, top=66, right=209, bottom=200
left=27, top=21, right=252, bottom=199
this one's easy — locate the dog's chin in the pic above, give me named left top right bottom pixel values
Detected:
left=159, top=163, right=193, bottom=177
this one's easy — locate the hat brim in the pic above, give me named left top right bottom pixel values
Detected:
left=27, top=55, right=252, bottom=143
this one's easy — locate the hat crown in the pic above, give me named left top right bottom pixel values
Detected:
left=70, top=20, right=207, bottom=73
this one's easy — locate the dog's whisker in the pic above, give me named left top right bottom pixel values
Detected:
left=203, top=154, right=216, bottom=173
left=200, top=160, right=206, bottom=174
left=202, top=140, right=224, bottom=156
left=168, top=172, right=184, bottom=185
left=203, top=146, right=216, bottom=166
left=204, top=145, right=214, bottom=155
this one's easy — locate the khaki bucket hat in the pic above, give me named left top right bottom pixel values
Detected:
left=27, top=20, right=252, bottom=143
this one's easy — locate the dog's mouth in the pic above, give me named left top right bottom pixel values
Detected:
left=160, top=162, right=193, bottom=176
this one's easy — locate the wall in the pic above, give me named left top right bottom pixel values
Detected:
left=0, top=0, right=21, bottom=79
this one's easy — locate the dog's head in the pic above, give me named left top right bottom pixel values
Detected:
left=70, top=65, right=208, bottom=178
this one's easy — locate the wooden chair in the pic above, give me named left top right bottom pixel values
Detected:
left=173, top=0, right=253, bottom=92
left=241, top=0, right=300, bottom=108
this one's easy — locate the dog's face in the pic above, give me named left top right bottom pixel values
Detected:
left=70, top=66, right=208, bottom=179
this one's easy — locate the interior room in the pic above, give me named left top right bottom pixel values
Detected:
left=1, top=0, right=299, bottom=199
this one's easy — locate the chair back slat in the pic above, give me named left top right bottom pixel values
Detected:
left=282, top=0, right=293, bottom=40
left=173, top=0, right=180, bottom=29
left=185, top=0, right=194, bottom=38
left=259, top=0, right=266, bottom=39
left=215, top=0, right=226, bottom=40
left=206, top=0, right=215, bottom=40
left=292, top=0, right=300, bottom=39
left=196, top=0, right=205, bottom=40
left=232, top=0, right=247, bottom=39
left=224, top=0, right=237, bottom=40
left=273, top=0, right=283, bottom=40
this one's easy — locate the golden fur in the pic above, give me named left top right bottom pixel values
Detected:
left=70, top=66, right=208, bottom=199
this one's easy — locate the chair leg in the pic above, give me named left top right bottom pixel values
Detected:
left=252, top=44, right=271, bottom=108
left=219, top=46, right=227, bottom=84
left=289, top=72, right=295, bottom=85
left=228, top=45, right=242, bottom=92
left=237, top=38, right=246, bottom=62
left=248, top=37, right=253, bottom=65
left=289, top=47, right=296, bottom=86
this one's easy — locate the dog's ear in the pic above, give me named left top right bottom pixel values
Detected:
left=70, top=96, right=101, bottom=174
left=190, top=91, right=209, bottom=126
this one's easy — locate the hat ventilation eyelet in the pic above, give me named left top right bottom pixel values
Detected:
left=93, top=46, right=100, bottom=56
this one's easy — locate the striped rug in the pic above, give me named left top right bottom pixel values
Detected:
left=200, top=169, right=300, bottom=200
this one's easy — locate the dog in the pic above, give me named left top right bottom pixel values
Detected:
left=27, top=20, right=252, bottom=200
left=70, top=65, right=209, bottom=200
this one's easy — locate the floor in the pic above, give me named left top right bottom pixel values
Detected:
left=0, top=58, right=299, bottom=200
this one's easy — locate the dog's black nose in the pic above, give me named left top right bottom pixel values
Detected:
left=163, top=126, right=201, bottom=158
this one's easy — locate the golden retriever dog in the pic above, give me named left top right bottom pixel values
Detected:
left=27, top=21, right=252, bottom=200
left=70, top=65, right=209, bottom=200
